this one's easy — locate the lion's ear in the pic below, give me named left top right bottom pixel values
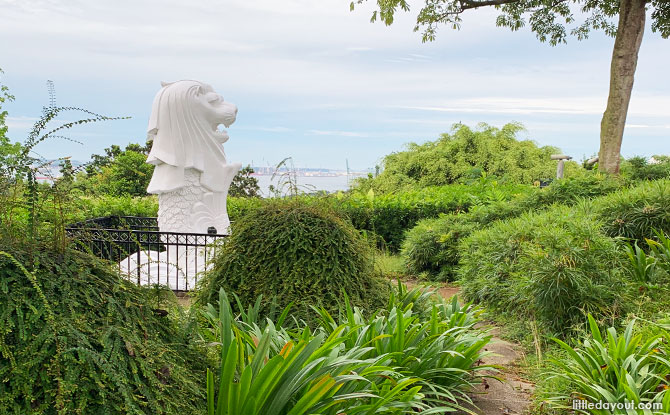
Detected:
left=160, top=81, right=172, bottom=87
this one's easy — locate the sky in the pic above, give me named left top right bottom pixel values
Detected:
left=1, top=0, right=668, bottom=171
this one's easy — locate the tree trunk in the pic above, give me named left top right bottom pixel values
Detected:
left=598, top=0, right=647, bottom=175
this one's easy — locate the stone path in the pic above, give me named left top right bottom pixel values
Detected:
left=464, top=324, right=535, bottom=415
left=405, top=281, right=535, bottom=415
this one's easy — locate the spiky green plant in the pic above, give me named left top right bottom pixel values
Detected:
left=313, top=287, right=491, bottom=413
left=625, top=242, right=657, bottom=284
left=547, top=315, right=670, bottom=414
left=647, top=229, right=670, bottom=276
left=202, top=289, right=429, bottom=415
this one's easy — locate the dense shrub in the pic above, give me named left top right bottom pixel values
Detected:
left=459, top=205, right=626, bottom=335
left=0, top=245, right=207, bottom=414
left=353, top=122, right=578, bottom=193
left=403, top=174, right=622, bottom=279
left=529, top=173, right=622, bottom=206
left=196, top=200, right=390, bottom=322
left=595, top=179, right=670, bottom=245
left=72, top=195, right=159, bottom=222
left=93, top=150, right=155, bottom=197
left=402, top=214, right=478, bottom=281
left=227, top=195, right=265, bottom=221
left=622, top=155, right=670, bottom=181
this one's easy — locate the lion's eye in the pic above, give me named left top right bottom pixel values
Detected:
left=206, top=93, right=220, bottom=104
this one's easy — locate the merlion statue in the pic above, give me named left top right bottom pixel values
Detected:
left=146, top=80, right=242, bottom=234
left=118, top=80, right=241, bottom=290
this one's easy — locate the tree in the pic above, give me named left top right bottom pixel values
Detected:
left=84, top=143, right=154, bottom=196
left=102, top=150, right=154, bottom=196
left=0, top=68, right=21, bottom=178
left=229, top=165, right=261, bottom=197
left=0, top=69, right=12, bottom=140
left=352, top=0, right=670, bottom=175
left=58, top=158, right=74, bottom=184
left=354, top=122, right=573, bottom=193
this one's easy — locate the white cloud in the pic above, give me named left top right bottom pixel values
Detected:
left=238, top=126, right=294, bottom=133
left=1, top=0, right=669, bottom=167
left=626, top=124, right=670, bottom=129
left=394, top=95, right=670, bottom=118
left=6, top=116, right=40, bottom=129
left=307, top=129, right=369, bottom=137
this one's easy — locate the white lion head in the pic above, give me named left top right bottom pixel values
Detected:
left=145, top=80, right=241, bottom=195
left=147, top=80, right=238, bottom=146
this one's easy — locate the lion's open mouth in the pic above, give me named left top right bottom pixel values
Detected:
left=214, top=127, right=229, bottom=141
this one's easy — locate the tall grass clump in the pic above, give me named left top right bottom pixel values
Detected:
left=403, top=174, right=622, bottom=281
left=196, top=200, right=390, bottom=323
left=595, top=179, right=670, bottom=246
left=459, top=204, right=626, bottom=335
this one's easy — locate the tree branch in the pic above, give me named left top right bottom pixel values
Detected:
left=459, top=0, right=521, bottom=10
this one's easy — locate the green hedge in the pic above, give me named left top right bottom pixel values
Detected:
left=459, top=205, right=626, bottom=335
left=71, top=195, right=158, bottom=222
left=68, top=184, right=528, bottom=252
left=70, top=195, right=263, bottom=225
left=223, top=183, right=531, bottom=252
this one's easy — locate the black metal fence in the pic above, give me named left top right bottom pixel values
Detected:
left=66, top=216, right=226, bottom=292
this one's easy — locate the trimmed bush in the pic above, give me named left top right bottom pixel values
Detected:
left=0, top=245, right=207, bottom=414
left=595, top=179, right=670, bottom=245
left=196, top=200, right=390, bottom=322
left=459, top=205, right=626, bottom=335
